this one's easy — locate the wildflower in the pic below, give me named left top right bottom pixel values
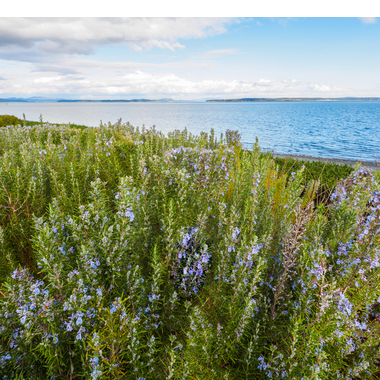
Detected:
left=64, top=321, right=73, bottom=332
left=232, top=227, right=240, bottom=240
left=354, top=319, right=367, bottom=330
left=338, top=293, right=352, bottom=316
left=311, top=263, right=324, bottom=281
left=370, top=256, right=380, bottom=268
left=76, top=312, right=83, bottom=326
left=110, top=304, right=117, bottom=313
left=125, top=208, right=135, bottom=222
left=258, top=355, right=267, bottom=370
left=76, top=327, right=85, bottom=341
left=1, top=354, right=11, bottom=361
left=90, top=357, right=99, bottom=365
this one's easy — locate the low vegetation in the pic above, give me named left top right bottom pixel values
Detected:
left=0, top=114, right=22, bottom=128
left=1, top=122, right=380, bottom=379
left=273, top=156, right=354, bottom=204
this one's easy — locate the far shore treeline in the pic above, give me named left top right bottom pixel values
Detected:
left=2, top=97, right=380, bottom=103
left=1, top=116, right=380, bottom=379
left=207, top=97, right=380, bottom=102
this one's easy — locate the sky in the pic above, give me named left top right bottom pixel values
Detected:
left=0, top=16, right=380, bottom=100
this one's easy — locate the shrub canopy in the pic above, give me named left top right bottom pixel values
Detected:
left=1, top=123, right=380, bottom=379
left=0, top=114, right=22, bottom=128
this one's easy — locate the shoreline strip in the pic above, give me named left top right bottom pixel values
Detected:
left=271, top=153, right=380, bottom=171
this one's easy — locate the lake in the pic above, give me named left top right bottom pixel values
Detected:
left=2, top=101, right=380, bottom=162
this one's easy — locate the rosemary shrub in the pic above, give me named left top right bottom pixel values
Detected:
left=0, top=123, right=380, bottom=379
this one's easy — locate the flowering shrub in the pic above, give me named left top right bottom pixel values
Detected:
left=172, top=227, right=211, bottom=297
left=1, top=122, right=380, bottom=379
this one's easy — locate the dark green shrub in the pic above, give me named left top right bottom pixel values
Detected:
left=0, top=115, right=22, bottom=127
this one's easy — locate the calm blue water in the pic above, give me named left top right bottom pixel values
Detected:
left=2, top=101, right=380, bottom=162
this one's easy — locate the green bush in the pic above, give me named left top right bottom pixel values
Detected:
left=273, top=156, right=354, bottom=204
left=1, top=123, right=380, bottom=379
left=0, top=114, right=22, bottom=127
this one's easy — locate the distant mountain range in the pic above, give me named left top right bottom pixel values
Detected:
left=206, top=97, right=380, bottom=102
left=0, top=97, right=191, bottom=103
left=57, top=98, right=180, bottom=103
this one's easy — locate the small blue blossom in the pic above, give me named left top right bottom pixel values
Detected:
left=110, top=304, right=117, bottom=313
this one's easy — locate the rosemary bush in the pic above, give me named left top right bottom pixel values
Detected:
left=1, top=123, right=380, bottom=379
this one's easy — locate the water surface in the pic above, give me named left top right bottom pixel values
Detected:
left=2, top=101, right=380, bottom=162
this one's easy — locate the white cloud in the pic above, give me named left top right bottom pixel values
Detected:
left=359, top=17, right=377, bottom=24
left=27, top=56, right=219, bottom=76
left=308, top=83, right=341, bottom=92
left=0, top=68, right=348, bottom=99
left=34, top=76, right=63, bottom=83
left=257, top=79, right=275, bottom=85
left=0, top=18, right=235, bottom=56
left=100, top=72, right=272, bottom=94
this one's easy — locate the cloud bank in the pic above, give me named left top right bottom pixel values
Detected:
left=0, top=68, right=346, bottom=99
left=0, top=18, right=234, bottom=56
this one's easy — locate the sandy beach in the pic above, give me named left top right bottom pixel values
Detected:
left=272, top=153, right=380, bottom=171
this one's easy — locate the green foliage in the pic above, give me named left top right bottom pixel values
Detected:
left=23, top=120, right=89, bottom=130
left=1, top=122, right=380, bottom=379
left=0, top=114, right=22, bottom=127
left=273, top=156, right=354, bottom=203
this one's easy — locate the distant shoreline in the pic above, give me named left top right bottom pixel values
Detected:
left=207, top=97, right=380, bottom=102
left=271, top=152, right=380, bottom=170
left=2, top=97, right=380, bottom=103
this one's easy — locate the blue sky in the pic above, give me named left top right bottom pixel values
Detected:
left=0, top=17, right=379, bottom=100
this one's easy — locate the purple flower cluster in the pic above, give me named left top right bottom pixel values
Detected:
left=172, top=227, right=211, bottom=297
left=337, top=292, right=353, bottom=317
left=163, top=144, right=237, bottom=192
